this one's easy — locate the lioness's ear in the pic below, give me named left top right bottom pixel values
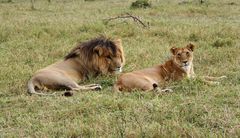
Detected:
left=170, top=47, right=177, bottom=55
left=114, top=38, right=122, bottom=47
left=93, top=46, right=103, bottom=56
left=187, top=43, right=195, bottom=51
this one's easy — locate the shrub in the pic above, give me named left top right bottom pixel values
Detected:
left=131, top=0, right=151, bottom=9
left=188, top=33, right=199, bottom=42
left=212, top=38, right=234, bottom=48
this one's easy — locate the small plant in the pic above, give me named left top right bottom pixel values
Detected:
left=188, top=33, right=199, bottom=42
left=131, top=0, right=151, bottom=9
left=0, top=0, right=13, bottom=3
left=199, top=0, right=205, bottom=4
left=212, top=38, right=234, bottom=48
left=31, top=0, right=36, bottom=10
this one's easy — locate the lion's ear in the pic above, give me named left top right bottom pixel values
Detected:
left=187, top=43, right=195, bottom=51
left=93, top=46, right=103, bottom=56
left=170, top=47, right=177, bottom=55
left=114, top=38, right=122, bottom=47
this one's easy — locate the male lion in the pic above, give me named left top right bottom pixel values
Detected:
left=114, top=43, right=225, bottom=92
left=28, top=36, right=125, bottom=95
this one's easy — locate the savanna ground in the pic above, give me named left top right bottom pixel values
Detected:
left=0, top=0, right=240, bottom=137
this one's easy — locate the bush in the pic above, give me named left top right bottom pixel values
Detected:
left=188, top=33, right=199, bottom=42
left=212, top=38, right=234, bottom=48
left=131, top=0, right=151, bottom=9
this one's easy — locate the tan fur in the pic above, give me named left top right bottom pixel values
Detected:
left=114, top=43, right=225, bottom=92
left=28, top=36, right=125, bottom=95
left=114, top=44, right=195, bottom=92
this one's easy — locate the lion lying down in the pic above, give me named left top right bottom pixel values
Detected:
left=114, top=43, right=226, bottom=92
left=28, top=36, right=125, bottom=96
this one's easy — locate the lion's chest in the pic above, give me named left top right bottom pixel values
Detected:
left=182, top=65, right=190, bottom=73
left=169, top=66, right=191, bottom=81
left=181, top=64, right=193, bottom=78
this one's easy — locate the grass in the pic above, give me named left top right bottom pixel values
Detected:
left=0, top=0, right=240, bottom=137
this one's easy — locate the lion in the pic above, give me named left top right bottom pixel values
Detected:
left=114, top=43, right=226, bottom=92
left=28, top=36, right=125, bottom=95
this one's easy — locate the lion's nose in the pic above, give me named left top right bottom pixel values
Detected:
left=183, top=61, right=188, bottom=64
left=115, top=66, right=122, bottom=72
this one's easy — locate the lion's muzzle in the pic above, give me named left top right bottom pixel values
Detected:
left=111, top=66, right=122, bottom=74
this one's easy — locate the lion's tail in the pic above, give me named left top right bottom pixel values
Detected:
left=27, top=79, right=56, bottom=96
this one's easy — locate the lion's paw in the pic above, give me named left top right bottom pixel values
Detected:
left=162, top=88, right=173, bottom=93
left=94, top=85, right=102, bottom=91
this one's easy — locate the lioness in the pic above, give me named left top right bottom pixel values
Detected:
left=114, top=43, right=225, bottom=92
left=28, top=36, right=125, bottom=95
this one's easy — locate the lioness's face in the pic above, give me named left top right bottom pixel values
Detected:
left=94, top=39, right=125, bottom=74
left=170, top=43, right=195, bottom=68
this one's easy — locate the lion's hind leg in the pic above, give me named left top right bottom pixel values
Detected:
left=72, top=84, right=102, bottom=91
left=114, top=74, right=156, bottom=92
left=62, top=84, right=102, bottom=97
left=153, top=83, right=173, bottom=93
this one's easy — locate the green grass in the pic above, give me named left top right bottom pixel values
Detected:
left=0, top=0, right=240, bottom=137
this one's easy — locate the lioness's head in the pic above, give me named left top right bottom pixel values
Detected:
left=93, top=38, right=125, bottom=74
left=170, top=43, right=195, bottom=68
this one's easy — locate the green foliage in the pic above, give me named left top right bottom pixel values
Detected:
left=188, top=33, right=199, bottom=42
left=212, top=38, right=234, bottom=48
left=0, top=0, right=12, bottom=3
left=31, top=0, right=36, bottom=10
left=131, top=0, right=151, bottom=9
left=0, top=29, right=10, bottom=43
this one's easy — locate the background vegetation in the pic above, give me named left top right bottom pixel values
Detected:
left=0, top=0, right=239, bottom=137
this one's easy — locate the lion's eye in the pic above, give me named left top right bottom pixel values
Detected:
left=186, top=52, right=189, bottom=55
left=106, top=56, right=112, bottom=60
left=177, top=53, right=181, bottom=57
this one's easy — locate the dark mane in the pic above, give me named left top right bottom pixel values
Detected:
left=64, top=36, right=117, bottom=60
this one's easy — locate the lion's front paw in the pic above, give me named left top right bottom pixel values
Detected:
left=94, top=85, right=102, bottom=91
left=161, top=88, right=173, bottom=93
left=63, top=91, right=73, bottom=97
left=154, top=88, right=173, bottom=93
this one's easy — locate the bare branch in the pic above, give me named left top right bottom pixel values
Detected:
left=104, top=13, right=149, bottom=28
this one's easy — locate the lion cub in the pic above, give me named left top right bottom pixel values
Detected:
left=114, top=43, right=195, bottom=92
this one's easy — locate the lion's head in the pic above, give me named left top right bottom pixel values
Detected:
left=170, top=43, right=195, bottom=68
left=65, top=36, right=125, bottom=75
